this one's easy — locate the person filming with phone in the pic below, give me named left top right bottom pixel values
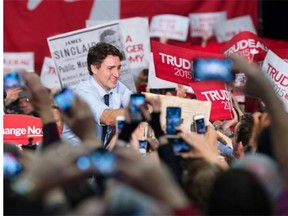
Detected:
left=62, top=42, right=132, bottom=147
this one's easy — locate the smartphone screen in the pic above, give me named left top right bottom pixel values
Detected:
left=168, top=137, right=190, bottom=155
left=194, top=115, right=206, bottom=134
left=76, top=149, right=116, bottom=176
left=166, top=107, right=181, bottom=135
left=4, top=72, right=25, bottom=89
left=4, top=153, right=23, bottom=180
left=129, top=94, right=145, bottom=122
left=116, top=116, right=125, bottom=134
left=192, top=58, right=234, bottom=82
left=139, top=140, right=148, bottom=155
left=54, top=87, right=75, bottom=116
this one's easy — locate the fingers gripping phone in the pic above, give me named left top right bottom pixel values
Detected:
left=129, top=94, right=146, bottom=122
left=53, top=87, right=76, bottom=117
left=193, top=114, right=206, bottom=134
left=192, top=58, right=235, bottom=82
left=166, top=107, right=181, bottom=135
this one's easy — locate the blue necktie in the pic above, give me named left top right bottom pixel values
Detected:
left=101, top=94, right=110, bottom=145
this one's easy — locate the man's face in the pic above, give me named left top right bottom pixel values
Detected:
left=92, top=55, right=121, bottom=92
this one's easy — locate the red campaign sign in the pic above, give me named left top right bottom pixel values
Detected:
left=152, top=41, right=223, bottom=86
left=4, top=0, right=258, bottom=72
left=189, top=81, right=233, bottom=121
left=3, top=114, right=43, bottom=145
left=221, top=31, right=269, bottom=63
left=271, top=49, right=288, bottom=61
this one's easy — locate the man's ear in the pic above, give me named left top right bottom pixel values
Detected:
left=90, top=64, right=98, bottom=75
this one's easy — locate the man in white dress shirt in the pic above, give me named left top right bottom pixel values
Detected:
left=62, top=42, right=132, bottom=146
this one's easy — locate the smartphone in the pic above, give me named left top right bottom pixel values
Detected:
left=166, top=107, right=181, bottom=135
left=76, top=149, right=116, bottom=176
left=53, top=87, right=76, bottom=116
left=129, top=93, right=146, bottom=122
left=4, top=153, right=23, bottom=180
left=168, top=137, right=190, bottom=155
left=139, top=140, right=148, bottom=155
left=4, top=72, right=25, bottom=89
left=116, top=115, right=125, bottom=134
left=194, top=114, right=206, bottom=134
left=192, top=58, right=234, bottom=82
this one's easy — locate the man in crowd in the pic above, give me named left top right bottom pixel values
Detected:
left=62, top=42, right=132, bottom=146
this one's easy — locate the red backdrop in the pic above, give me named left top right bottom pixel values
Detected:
left=4, top=0, right=259, bottom=72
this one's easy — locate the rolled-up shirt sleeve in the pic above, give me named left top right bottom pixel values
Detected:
left=75, top=85, right=108, bottom=125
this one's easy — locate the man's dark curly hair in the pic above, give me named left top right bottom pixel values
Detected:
left=87, top=42, right=123, bottom=75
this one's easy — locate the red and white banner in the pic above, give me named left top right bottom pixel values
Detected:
left=4, top=52, right=34, bottom=74
left=189, top=81, right=233, bottom=121
left=149, top=14, right=189, bottom=42
left=3, top=114, right=43, bottom=145
left=261, top=50, right=288, bottom=112
left=215, top=15, right=256, bottom=43
left=189, top=11, right=227, bottom=38
left=147, top=53, right=177, bottom=89
left=221, top=31, right=269, bottom=63
left=152, top=41, right=222, bottom=86
left=4, top=0, right=258, bottom=72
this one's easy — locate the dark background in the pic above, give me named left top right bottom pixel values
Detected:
left=261, top=0, right=288, bottom=40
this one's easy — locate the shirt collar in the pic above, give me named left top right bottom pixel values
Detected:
left=89, top=76, right=114, bottom=98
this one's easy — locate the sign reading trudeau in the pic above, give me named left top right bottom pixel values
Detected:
left=190, top=81, right=233, bottom=121
left=3, top=115, right=43, bottom=145
left=152, top=41, right=222, bottom=86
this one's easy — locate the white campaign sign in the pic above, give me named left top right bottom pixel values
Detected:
left=4, top=52, right=34, bottom=74
left=261, top=50, right=288, bottom=112
left=47, top=21, right=136, bottom=92
left=40, top=57, right=61, bottom=90
left=120, top=17, right=151, bottom=78
left=189, top=11, right=227, bottom=37
left=149, top=14, right=189, bottom=41
left=215, top=15, right=257, bottom=42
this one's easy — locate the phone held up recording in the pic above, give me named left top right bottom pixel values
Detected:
left=129, top=93, right=145, bottom=123
left=139, top=140, right=149, bottom=156
left=53, top=87, right=76, bottom=117
left=166, top=107, right=182, bottom=135
left=76, top=148, right=117, bottom=176
left=193, top=114, right=206, bottom=134
left=192, top=58, right=235, bottom=82
left=4, top=72, right=25, bottom=89
left=116, top=115, right=125, bottom=135
left=4, top=153, right=23, bottom=181
left=168, top=137, right=190, bottom=155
